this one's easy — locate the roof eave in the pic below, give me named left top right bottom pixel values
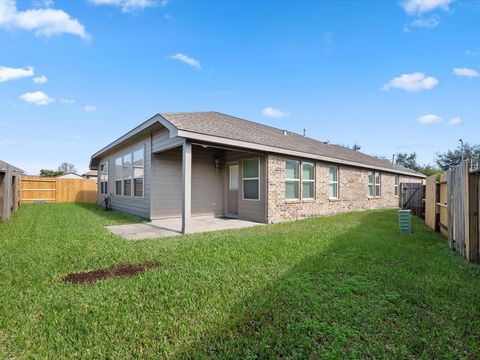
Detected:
left=176, top=129, right=426, bottom=178
left=89, top=114, right=177, bottom=169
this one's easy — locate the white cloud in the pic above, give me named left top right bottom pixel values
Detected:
left=417, top=114, right=442, bottom=125
left=169, top=53, right=201, bottom=69
left=449, top=117, right=462, bottom=126
left=20, top=91, right=54, bottom=105
left=465, top=50, right=478, bottom=57
left=89, top=0, right=166, bottom=13
left=453, top=67, right=479, bottom=78
left=262, top=107, right=286, bottom=118
left=402, top=0, right=453, bottom=15
left=404, top=15, right=440, bottom=31
left=0, top=65, right=34, bottom=82
left=60, top=98, right=75, bottom=104
left=383, top=72, right=439, bottom=92
left=0, top=0, right=88, bottom=39
left=84, top=105, right=96, bottom=112
left=33, top=75, right=47, bottom=84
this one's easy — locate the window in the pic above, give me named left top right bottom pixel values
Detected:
left=133, top=148, right=144, bottom=197
left=285, top=159, right=300, bottom=199
left=368, top=171, right=381, bottom=197
left=115, top=157, right=122, bottom=195
left=302, top=162, right=315, bottom=199
left=375, top=172, right=381, bottom=197
left=243, top=159, right=260, bottom=200
left=329, top=166, right=338, bottom=199
left=229, top=165, right=239, bottom=190
left=394, top=175, right=399, bottom=196
left=122, top=154, right=132, bottom=196
left=100, top=162, right=108, bottom=194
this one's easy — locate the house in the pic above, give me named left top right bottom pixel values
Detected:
left=57, top=173, right=87, bottom=180
left=0, top=160, right=24, bottom=222
left=89, top=112, right=424, bottom=233
left=82, top=170, right=98, bottom=181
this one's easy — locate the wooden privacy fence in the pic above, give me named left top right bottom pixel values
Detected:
left=20, top=176, right=97, bottom=204
left=400, top=182, right=424, bottom=218
left=424, top=160, right=480, bottom=263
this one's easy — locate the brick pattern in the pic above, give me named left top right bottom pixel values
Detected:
left=266, top=154, right=422, bottom=223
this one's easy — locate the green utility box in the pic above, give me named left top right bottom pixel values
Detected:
left=398, top=210, right=412, bottom=233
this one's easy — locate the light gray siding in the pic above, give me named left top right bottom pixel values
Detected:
left=150, top=145, right=224, bottom=219
left=97, top=135, right=152, bottom=219
left=224, top=152, right=267, bottom=223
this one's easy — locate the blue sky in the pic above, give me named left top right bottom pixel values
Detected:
left=0, top=0, right=479, bottom=175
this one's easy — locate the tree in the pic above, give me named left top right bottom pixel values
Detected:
left=391, top=152, right=442, bottom=176
left=435, top=142, right=480, bottom=171
left=351, top=143, right=361, bottom=151
left=394, top=152, right=420, bottom=172
left=58, top=162, right=77, bottom=174
left=39, top=169, right=64, bottom=177
left=421, top=165, right=443, bottom=178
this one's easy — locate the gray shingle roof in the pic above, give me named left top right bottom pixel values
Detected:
left=160, top=111, right=423, bottom=177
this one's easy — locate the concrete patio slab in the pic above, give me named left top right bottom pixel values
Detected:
left=106, top=216, right=263, bottom=240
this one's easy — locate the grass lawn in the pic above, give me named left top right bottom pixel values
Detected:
left=1, top=204, right=479, bottom=359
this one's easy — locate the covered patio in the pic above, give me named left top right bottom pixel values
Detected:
left=106, top=215, right=262, bottom=240
left=150, top=140, right=267, bottom=234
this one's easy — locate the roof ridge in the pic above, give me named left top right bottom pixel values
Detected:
left=161, top=111, right=423, bottom=176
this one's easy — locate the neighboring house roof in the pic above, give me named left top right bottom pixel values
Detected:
left=57, top=173, right=87, bottom=179
left=82, top=170, right=97, bottom=177
left=90, top=111, right=425, bottom=178
left=0, top=160, right=25, bottom=174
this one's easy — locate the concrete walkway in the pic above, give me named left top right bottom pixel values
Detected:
left=106, top=216, right=263, bottom=240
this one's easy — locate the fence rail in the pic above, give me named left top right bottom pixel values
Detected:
left=20, top=176, right=97, bottom=204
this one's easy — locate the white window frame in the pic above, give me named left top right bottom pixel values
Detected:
left=229, top=164, right=239, bottom=190
left=132, top=147, right=145, bottom=198
left=122, top=153, right=133, bottom=196
left=394, top=175, right=399, bottom=196
left=328, top=166, right=339, bottom=199
left=285, top=159, right=300, bottom=200
left=375, top=172, right=381, bottom=197
left=302, top=162, right=315, bottom=200
left=115, top=157, right=123, bottom=196
left=368, top=171, right=381, bottom=198
left=100, top=161, right=108, bottom=194
left=242, top=158, right=260, bottom=201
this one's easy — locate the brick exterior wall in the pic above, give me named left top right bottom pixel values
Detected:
left=266, top=154, right=423, bottom=223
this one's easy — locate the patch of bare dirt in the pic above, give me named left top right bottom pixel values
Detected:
left=62, top=262, right=159, bottom=284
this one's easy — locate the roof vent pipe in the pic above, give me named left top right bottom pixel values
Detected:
left=303, top=128, right=306, bottom=137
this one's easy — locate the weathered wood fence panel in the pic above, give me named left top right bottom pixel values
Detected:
left=423, top=161, right=479, bottom=263
left=0, top=160, right=23, bottom=222
left=400, top=182, right=424, bottom=218
left=425, top=175, right=438, bottom=231
left=439, top=173, right=448, bottom=237
left=468, top=172, right=479, bottom=263
left=20, top=176, right=97, bottom=204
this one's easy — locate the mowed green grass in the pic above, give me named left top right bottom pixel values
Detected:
left=1, top=204, right=479, bottom=359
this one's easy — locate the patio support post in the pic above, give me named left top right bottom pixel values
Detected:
left=182, top=141, right=192, bottom=234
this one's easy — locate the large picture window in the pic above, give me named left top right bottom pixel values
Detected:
left=302, top=162, right=315, bottom=199
left=368, top=171, right=381, bottom=197
left=133, top=148, right=144, bottom=197
left=115, top=157, right=122, bottom=195
left=285, top=159, right=300, bottom=199
left=243, top=158, right=260, bottom=200
left=329, top=166, right=338, bottom=199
